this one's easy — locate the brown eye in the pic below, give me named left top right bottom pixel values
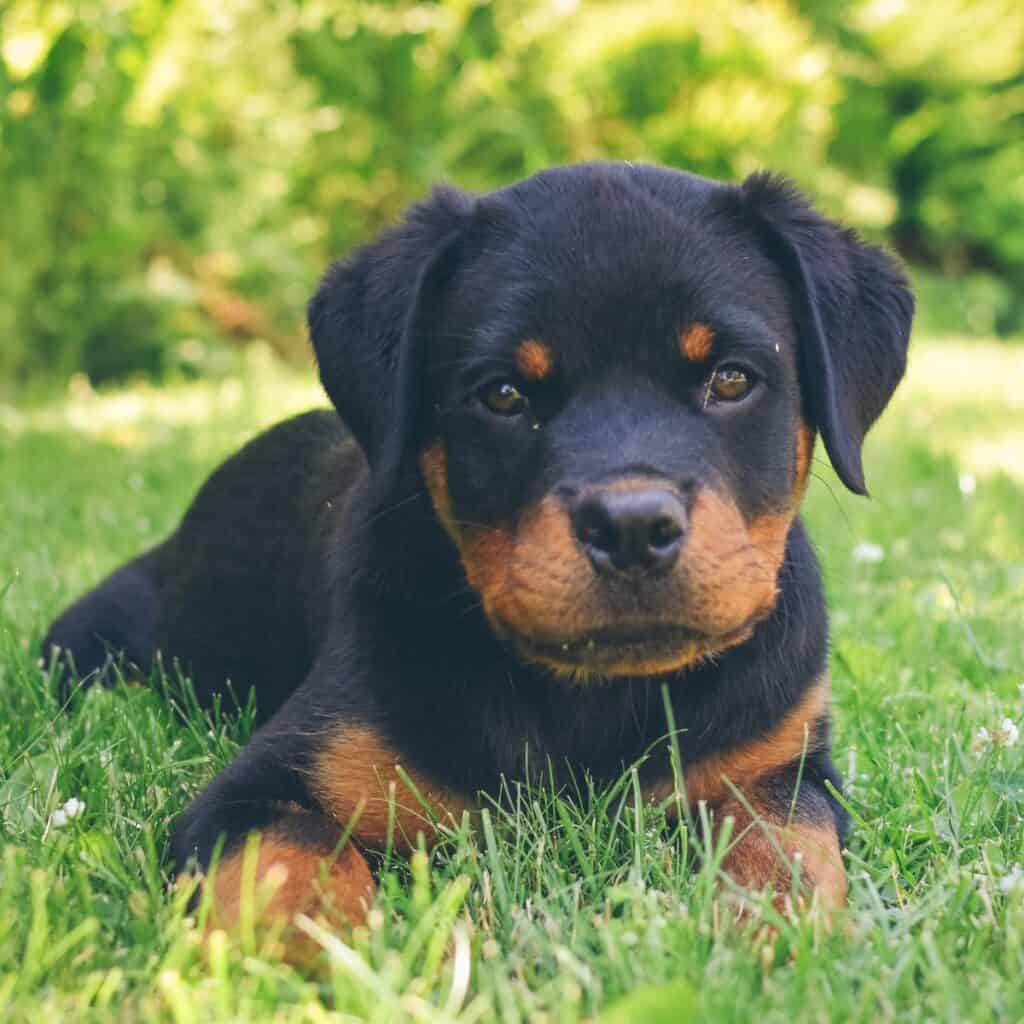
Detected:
left=482, top=380, right=528, bottom=416
left=709, top=366, right=752, bottom=402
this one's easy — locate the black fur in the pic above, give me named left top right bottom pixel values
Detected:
left=731, top=173, right=913, bottom=495
left=308, top=186, right=473, bottom=500
left=42, top=162, right=913, bottom=887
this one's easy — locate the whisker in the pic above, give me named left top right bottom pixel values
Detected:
left=807, top=471, right=854, bottom=534
left=350, top=488, right=429, bottom=534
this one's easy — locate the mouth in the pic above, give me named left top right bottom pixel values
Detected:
left=500, top=621, right=757, bottom=679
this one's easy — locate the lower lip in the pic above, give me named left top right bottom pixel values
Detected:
left=506, top=619, right=759, bottom=673
left=519, top=625, right=704, bottom=664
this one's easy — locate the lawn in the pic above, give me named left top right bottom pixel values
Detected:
left=1, top=337, right=1022, bottom=1022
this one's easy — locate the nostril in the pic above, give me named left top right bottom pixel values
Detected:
left=574, top=505, right=615, bottom=555
left=648, top=515, right=683, bottom=552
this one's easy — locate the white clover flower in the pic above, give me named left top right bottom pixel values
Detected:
left=971, top=718, right=1021, bottom=757
left=852, top=542, right=885, bottom=564
left=50, top=797, right=85, bottom=829
left=994, top=718, right=1020, bottom=749
left=1000, top=865, right=1024, bottom=895
left=958, top=473, right=977, bottom=496
left=970, top=727, right=992, bottom=757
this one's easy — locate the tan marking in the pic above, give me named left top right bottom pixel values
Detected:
left=682, top=489, right=784, bottom=635
left=735, top=421, right=816, bottom=590
left=313, top=727, right=472, bottom=852
left=717, top=802, right=847, bottom=914
left=717, top=420, right=816, bottom=611
left=784, top=823, right=847, bottom=910
left=514, top=339, right=553, bottom=381
left=421, top=444, right=457, bottom=540
left=683, top=676, right=829, bottom=807
left=794, top=422, right=814, bottom=498
left=645, top=675, right=829, bottom=810
left=208, top=834, right=375, bottom=938
left=419, top=458, right=724, bottom=679
left=422, top=445, right=787, bottom=678
left=478, top=495, right=585, bottom=632
left=648, top=677, right=843, bottom=914
left=529, top=646, right=708, bottom=683
left=679, top=323, right=714, bottom=362
left=421, top=444, right=809, bottom=681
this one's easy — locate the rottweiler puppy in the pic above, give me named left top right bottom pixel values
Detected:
left=44, top=162, right=913, bottom=932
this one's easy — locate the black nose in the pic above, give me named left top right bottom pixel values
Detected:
left=571, top=488, right=687, bottom=576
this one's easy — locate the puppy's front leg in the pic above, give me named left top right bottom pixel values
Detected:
left=170, top=730, right=377, bottom=938
left=171, top=707, right=470, bottom=940
left=199, top=809, right=375, bottom=935
left=712, top=768, right=847, bottom=915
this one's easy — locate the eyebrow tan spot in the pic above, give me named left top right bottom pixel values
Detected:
left=679, top=323, right=714, bottom=363
left=515, top=339, right=553, bottom=381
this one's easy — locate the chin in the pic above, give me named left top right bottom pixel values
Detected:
left=498, top=621, right=757, bottom=683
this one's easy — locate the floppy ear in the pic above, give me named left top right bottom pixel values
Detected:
left=737, top=173, right=914, bottom=495
left=308, top=186, right=474, bottom=499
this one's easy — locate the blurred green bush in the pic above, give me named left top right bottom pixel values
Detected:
left=1, top=0, right=1022, bottom=387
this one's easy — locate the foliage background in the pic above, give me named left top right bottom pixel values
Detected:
left=2, top=0, right=1023, bottom=388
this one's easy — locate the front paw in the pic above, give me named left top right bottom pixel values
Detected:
left=715, top=798, right=847, bottom=918
left=178, top=810, right=377, bottom=961
left=205, top=832, right=375, bottom=933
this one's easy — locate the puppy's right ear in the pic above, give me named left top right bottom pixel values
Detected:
left=308, top=187, right=474, bottom=498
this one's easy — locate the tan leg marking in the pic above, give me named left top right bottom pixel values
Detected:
left=648, top=675, right=844, bottom=913
left=313, top=726, right=472, bottom=852
left=717, top=798, right=847, bottom=913
left=208, top=834, right=375, bottom=935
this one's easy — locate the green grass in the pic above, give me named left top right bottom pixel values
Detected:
left=1, top=338, right=1023, bottom=1022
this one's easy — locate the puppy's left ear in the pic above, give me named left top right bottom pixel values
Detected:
left=736, top=173, right=914, bottom=495
left=308, top=187, right=474, bottom=502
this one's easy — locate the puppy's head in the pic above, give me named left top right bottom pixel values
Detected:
left=310, top=164, right=913, bottom=679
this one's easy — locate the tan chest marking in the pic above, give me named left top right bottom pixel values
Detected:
left=650, top=675, right=830, bottom=810
left=312, top=726, right=473, bottom=852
